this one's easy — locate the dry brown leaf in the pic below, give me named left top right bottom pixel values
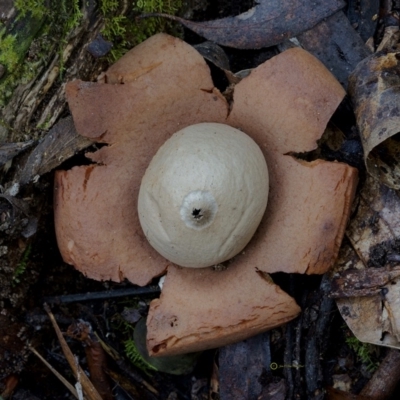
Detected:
left=349, top=50, right=400, bottom=189
left=333, top=176, right=400, bottom=348
left=141, top=0, right=345, bottom=49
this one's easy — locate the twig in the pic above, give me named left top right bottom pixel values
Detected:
left=360, top=348, right=400, bottom=399
left=43, top=303, right=103, bottom=400
left=66, top=320, right=113, bottom=400
left=29, top=345, right=79, bottom=399
left=95, top=333, right=159, bottom=396
left=43, top=286, right=160, bottom=304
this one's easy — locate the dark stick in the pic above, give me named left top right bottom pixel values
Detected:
left=43, top=286, right=160, bottom=304
left=360, top=348, right=400, bottom=399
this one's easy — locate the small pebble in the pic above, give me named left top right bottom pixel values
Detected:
left=87, top=34, right=113, bottom=58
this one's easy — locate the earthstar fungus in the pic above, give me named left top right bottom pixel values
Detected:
left=138, top=122, right=269, bottom=268
left=55, top=33, right=358, bottom=356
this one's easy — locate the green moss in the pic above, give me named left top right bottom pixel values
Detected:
left=14, top=0, right=47, bottom=19
left=100, top=0, right=183, bottom=62
left=0, top=28, right=19, bottom=71
left=0, top=0, right=84, bottom=107
left=0, top=0, right=182, bottom=107
left=0, top=21, right=44, bottom=107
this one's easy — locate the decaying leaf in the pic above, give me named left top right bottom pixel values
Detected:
left=141, top=0, right=345, bottom=49
left=298, top=11, right=371, bottom=88
left=333, top=177, right=400, bottom=348
left=193, top=41, right=230, bottom=71
left=18, top=117, right=93, bottom=186
left=193, top=41, right=254, bottom=84
left=56, top=34, right=357, bottom=356
left=349, top=50, right=400, bottom=189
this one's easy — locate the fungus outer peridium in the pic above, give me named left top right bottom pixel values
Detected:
left=138, top=122, right=269, bottom=268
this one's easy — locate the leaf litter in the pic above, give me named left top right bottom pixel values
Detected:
left=140, top=0, right=345, bottom=49
left=4, top=1, right=400, bottom=398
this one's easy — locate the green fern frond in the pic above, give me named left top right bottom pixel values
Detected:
left=13, top=245, right=32, bottom=285
left=346, top=335, right=379, bottom=372
left=124, top=338, right=157, bottom=374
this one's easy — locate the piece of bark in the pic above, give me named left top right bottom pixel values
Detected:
left=360, top=348, right=400, bottom=399
left=141, top=0, right=345, bottom=49
left=0, top=141, right=34, bottom=167
left=298, top=11, right=372, bottom=88
left=18, top=117, right=93, bottom=186
left=347, top=0, right=380, bottom=42
left=304, top=276, right=336, bottom=399
left=349, top=50, right=400, bottom=189
left=331, top=265, right=400, bottom=298
left=218, top=332, right=271, bottom=399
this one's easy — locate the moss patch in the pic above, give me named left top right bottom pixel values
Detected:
left=101, top=0, right=183, bottom=61
left=0, top=0, right=183, bottom=108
